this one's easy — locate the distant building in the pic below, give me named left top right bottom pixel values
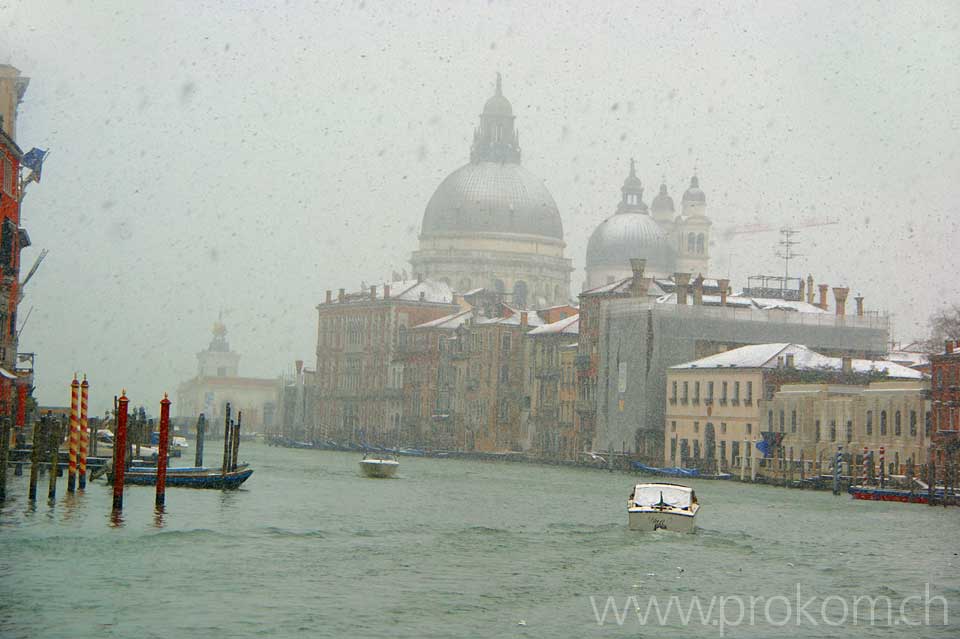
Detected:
left=524, top=314, right=579, bottom=459
left=314, top=279, right=459, bottom=445
left=409, top=75, right=572, bottom=307
left=930, top=339, right=960, bottom=464
left=586, top=260, right=890, bottom=462
left=175, top=320, right=279, bottom=433
left=770, top=379, right=930, bottom=478
left=274, top=359, right=317, bottom=441
left=665, top=343, right=925, bottom=471
left=585, top=160, right=712, bottom=289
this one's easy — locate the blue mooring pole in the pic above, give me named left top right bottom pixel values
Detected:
left=833, top=445, right=843, bottom=496
left=194, top=414, right=205, bottom=467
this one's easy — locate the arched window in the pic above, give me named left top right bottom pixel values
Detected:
left=880, top=410, right=887, bottom=436
left=696, top=234, right=705, bottom=254
left=687, top=233, right=696, bottom=253
left=895, top=411, right=901, bottom=436
left=493, top=279, right=505, bottom=294
left=513, top=280, right=529, bottom=308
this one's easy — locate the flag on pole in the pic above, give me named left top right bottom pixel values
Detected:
left=21, top=148, right=48, bottom=183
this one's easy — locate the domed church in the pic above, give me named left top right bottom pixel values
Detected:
left=584, top=160, right=712, bottom=289
left=409, top=75, right=572, bottom=308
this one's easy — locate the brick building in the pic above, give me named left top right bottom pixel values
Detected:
left=525, top=313, right=579, bottom=460
left=930, top=339, right=960, bottom=464
left=314, top=279, right=459, bottom=446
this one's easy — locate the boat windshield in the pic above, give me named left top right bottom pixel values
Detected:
left=632, top=485, right=693, bottom=508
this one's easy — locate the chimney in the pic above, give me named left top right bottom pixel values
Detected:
left=295, top=360, right=303, bottom=375
left=629, top=258, right=648, bottom=297
left=717, top=278, right=730, bottom=306
left=841, top=356, right=853, bottom=374
left=818, top=284, right=829, bottom=310
left=370, top=285, right=377, bottom=301
left=338, top=288, right=345, bottom=302
left=383, top=284, right=391, bottom=299
left=854, top=294, right=864, bottom=317
left=947, top=341, right=954, bottom=355
left=325, top=290, right=332, bottom=304
left=785, top=353, right=795, bottom=368
left=674, top=272, right=691, bottom=305
left=832, top=287, right=849, bottom=316
left=806, top=275, right=815, bottom=304
left=520, top=311, right=529, bottom=329
left=692, top=275, right=704, bottom=305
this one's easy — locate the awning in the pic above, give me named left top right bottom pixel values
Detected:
left=0, top=367, right=18, bottom=380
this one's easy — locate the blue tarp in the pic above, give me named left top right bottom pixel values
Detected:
left=631, top=462, right=701, bottom=477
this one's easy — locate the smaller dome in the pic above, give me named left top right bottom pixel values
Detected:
left=682, top=175, right=706, bottom=204
left=586, top=212, right=676, bottom=270
left=483, top=73, right=513, bottom=116
left=651, top=183, right=675, bottom=214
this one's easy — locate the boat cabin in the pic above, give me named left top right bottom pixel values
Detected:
left=630, top=483, right=696, bottom=511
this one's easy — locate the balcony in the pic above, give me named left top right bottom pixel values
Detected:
left=575, top=399, right=595, bottom=415
left=704, top=398, right=714, bottom=406
left=537, top=369, right=561, bottom=380
left=575, top=355, right=591, bottom=370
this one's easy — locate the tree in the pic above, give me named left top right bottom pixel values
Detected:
left=925, top=303, right=960, bottom=352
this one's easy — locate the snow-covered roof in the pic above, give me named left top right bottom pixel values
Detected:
left=413, top=309, right=473, bottom=330
left=527, top=314, right=579, bottom=336
left=671, top=343, right=924, bottom=379
left=328, top=279, right=455, bottom=305
left=477, top=312, right=546, bottom=328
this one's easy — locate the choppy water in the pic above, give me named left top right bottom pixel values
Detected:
left=2, top=443, right=958, bottom=638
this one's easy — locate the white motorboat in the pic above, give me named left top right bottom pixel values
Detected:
left=627, top=483, right=699, bottom=533
left=359, top=454, right=399, bottom=478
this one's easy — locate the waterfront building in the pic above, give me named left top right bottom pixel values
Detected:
left=584, top=160, right=712, bottom=289
left=0, top=64, right=33, bottom=437
left=314, top=278, right=459, bottom=445
left=665, top=343, right=925, bottom=471
left=524, top=313, right=579, bottom=460
left=770, top=379, right=930, bottom=478
left=930, top=339, right=960, bottom=464
left=409, top=75, right=572, bottom=307
left=274, top=359, right=317, bottom=441
left=175, top=319, right=279, bottom=433
left=587, top=264, right=890, bottom=462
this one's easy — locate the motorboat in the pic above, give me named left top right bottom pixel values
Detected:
left=627, top=482, right=699, bottom=533
left=359, top=454, right=399, bottom=478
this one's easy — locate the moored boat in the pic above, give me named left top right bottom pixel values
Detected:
left=359, top=454, right=399, bottom=478
left=627, top=482, right=699, bottom=532
left=108, top=465, right=253, bottom=489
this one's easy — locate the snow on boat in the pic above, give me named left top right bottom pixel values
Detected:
left=359, top=454, right=399, bottom=478
left=109, top=465, right=253, bottom=489
left=628, top=483, right=699, bottom=533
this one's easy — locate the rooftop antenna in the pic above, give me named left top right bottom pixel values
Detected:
left=775, top=226, right=802, bottom=283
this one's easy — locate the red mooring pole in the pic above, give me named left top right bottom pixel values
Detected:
left=113, top=391, right=129, bottom=511
left=67, top=375, right=80, bottom=491
left=78, top=376, right=89, bottom=489
left=156, top=393, right=171, bottom=508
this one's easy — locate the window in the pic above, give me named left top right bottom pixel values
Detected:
left=693, top=421, right=700, bottom=433
left=910, top=411, right=917, bottom=437
left=707, top=381, right=714, bottom=401
left=733, top=381, right=740, bottom=404
left=791, top=409, right=797, bottom=433
left=768, top=410, right=773, bottom=429
left=693, top=440, right=701, bottom=459
left=746, top=381, right=753, bottom=404
left=499, top=365, right=509, bottom=383
left=925, top=412, right=932, bottom=437
left=866, top=411, right=873, bottom=436
left=815, top=420, right=821, bottom=442
left=670, top=380, right=678, bottom=404
left=846, top=420, right=853, bottom=443
left=880, top=410, right=887, bottom=436
left=779, top=410, right=785, bottom=433
left=693, top=381, right=700, bottom=403
left=895, top=411, right=901, bottom=436
left=829, top=420, right=836, bottom=442
left=746, top=423, right=752, bottom=435
left=721, top=382, right=728, bottom=404
left=682, top=381, right=689, bottom=401
left=670, top=421, right=676, bottom=433
left=721, top=422, right=727, bottom=434
left=501, top=334, right=511, bottom=351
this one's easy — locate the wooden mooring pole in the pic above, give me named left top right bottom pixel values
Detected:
left=155, top=394, right=171, bottom=509
left=28, top=416, right=45, bottom=500
left=47, top=419, right=59, bottom=500
left=113, top=391, right=129, bottom=511
left=194, top=414, right=205, bottom=467
left=221, top=403, right=232, bottom=475
left=230, top=410, right=242, bottom=471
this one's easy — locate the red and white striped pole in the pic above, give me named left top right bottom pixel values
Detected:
left=879, top=446, right=886, bottom=489
left=113, top=391, right=129, bottom=511
left=862, top=446, right=868, bottom=487
left=155, top=393, right=171, bottom=509
left=78, top=376, right=89, bottom=489
left=67, top=375, right=80, bottom=492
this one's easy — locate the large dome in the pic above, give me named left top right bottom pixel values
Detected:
left=586, top=212, right=676, bottom=270
left=420, top=162, right=564, bottom=240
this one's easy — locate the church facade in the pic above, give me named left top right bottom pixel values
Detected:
left=409, top=75, right=572, bottom=308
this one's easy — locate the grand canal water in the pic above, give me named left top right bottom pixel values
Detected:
left=2, top=443, right=958, bottom=638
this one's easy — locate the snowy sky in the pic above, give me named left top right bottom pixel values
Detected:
left=2, top=1, right=958, bottom=413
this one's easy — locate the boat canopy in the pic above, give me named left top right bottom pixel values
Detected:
left=632, top=484, right=693, bottom=508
